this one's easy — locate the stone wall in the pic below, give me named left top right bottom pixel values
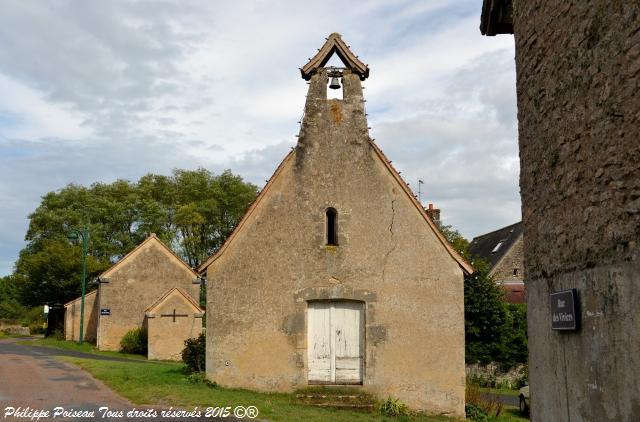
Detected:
left=491, top=235, right=524, bottom=282
left=64, top=290, right=98, bottom=343
left=512, top=2, right=640, bottom=420
left=147, top=290, right=203, bottom=361
left=206, top=69, right=466, bottom=416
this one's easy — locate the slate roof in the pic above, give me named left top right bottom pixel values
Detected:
left=468, top=221, right=522, bottom=269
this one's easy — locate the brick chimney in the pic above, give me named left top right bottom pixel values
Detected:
left=426, top=203, right=440, bottom=225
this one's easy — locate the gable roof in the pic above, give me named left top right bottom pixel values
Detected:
left=301, top=33, right=369, bottom=81
left=145, top=287, right=203, bottom=314
left=64, top=289, right=97, bottom=307
left=197, top=143, right=473, bottom=276
left=468, top=221, right=522, bottom=269
left=100, top=233, right=198, bottom=280
left=370, top=142, right=473, bottom=275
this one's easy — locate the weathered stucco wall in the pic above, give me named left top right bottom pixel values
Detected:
left=64, top=290, right=98, bottom=343
left=97, top=240, right=200, bottom=351
left=147, top=290, right=203, bottom=361
left=206, top=69, right=465, bottom=416
left=512, top=2, right=640, bottom=420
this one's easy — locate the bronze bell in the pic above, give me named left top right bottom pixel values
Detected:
left=329, top=76, right=341, bottom=90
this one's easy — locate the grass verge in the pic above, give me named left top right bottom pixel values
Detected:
left=19, top=338, right=147, bottom=360
left=0, top=332, right=32, bottom=340
left=59, top=356, right=455, bottom=422
left=495, top=407, right=529, bottom=421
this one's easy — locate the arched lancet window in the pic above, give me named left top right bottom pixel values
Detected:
left=326, top=208, right=338, bottom=246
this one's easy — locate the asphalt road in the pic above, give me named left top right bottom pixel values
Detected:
left=0, top=337, right=132, bottom=420
left=495, top=393, right=520, bottom=407
left=0, top=337, right=246, bottom=421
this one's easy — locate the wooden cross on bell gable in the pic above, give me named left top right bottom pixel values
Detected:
left=161, top=308, right=189, bottom=322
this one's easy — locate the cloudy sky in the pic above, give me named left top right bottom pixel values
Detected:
left=0, top=0, right=519, bottom=276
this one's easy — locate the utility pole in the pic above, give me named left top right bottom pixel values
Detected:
left=68, top=227, right=89, bottom=345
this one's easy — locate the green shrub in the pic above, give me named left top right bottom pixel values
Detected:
left=52, top=328, right=65, bottom=341
left=182, top=333, right=205, bottom=373
left=186, top=371, right=216, bottom=387
left=29, top=322, right=46, bottom=334
left=120, top=327, right=147, bottom=355
left=378, top=396, right=410, bottom=417
left=465, top=403, right=489, bottom=422
left=466, top=383, right=503, bottom=419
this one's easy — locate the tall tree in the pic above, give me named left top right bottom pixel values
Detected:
left=11, top=168, right=257, bottom=307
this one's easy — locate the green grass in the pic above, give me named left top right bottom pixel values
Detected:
left=495, top=407, right=529, bottom=421
left=58, top=356, right=458, bottom=422
left=19, top=338, right=147, bottom=360
left=0, top=331, right=32, bottom=339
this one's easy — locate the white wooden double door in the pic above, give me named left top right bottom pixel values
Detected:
left=307, top=301, right=364, bottom=384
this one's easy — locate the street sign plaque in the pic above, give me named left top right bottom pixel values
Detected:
left=550, top=289, right=580, bottom=331
left=100, top=308, right=111, bottom=316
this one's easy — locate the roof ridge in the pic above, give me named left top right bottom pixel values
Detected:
left=368, top=140, right=473, bottom=275
left=144, top=286, right=203, bottom=313
left=470, top=221, right=522, bottom=242
left=101, top=234, right=198, bottom=279
left=197, top=150, right=295, bottom=273
left=63, top=289, right=97, bottom=307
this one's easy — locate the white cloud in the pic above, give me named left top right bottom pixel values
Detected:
left=0, top=1, right=519, bottom=275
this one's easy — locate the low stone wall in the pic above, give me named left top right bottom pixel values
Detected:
left=466, top=362, right=526, bottom=389
left=1, top=326, right=30, bottom=336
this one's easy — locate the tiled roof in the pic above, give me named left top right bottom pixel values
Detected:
left=300, top=33, right=369, bottom=81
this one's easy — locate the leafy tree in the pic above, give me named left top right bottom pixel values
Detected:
left=436, top=222, right=528, bottom=367
left=438, top=223, right=471, bottom=260
left=0, top=275, right=26, bottom=320
left=14, top=239, right=105, bottom=307
left=497, top=303, right=528, bottom=367
left=463, top=259, right=508, bottom=364
left=10, top=168, right=257, bottom=308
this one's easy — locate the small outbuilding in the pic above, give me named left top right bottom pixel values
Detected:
left=63, top=233, right=202, bottom=357
left=64, top=290, right=98, bottom=342
left=145, top=287, right=204, bottom=361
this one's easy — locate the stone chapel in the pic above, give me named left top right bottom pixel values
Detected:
left=198, top=33, right=471, bottom=416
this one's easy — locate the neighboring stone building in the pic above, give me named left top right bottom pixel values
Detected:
left=64, top=234, right=203, bottom=360
left=64, top=289, right=98, bottom=342
left=198, top=33, right=472, bottom=417
left=468, top=222, right=525, bottom=303
left=481, top=2, right=640, bottom=420
left=146, top=288, right=204, bottom=361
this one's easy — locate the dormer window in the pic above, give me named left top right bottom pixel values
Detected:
left=326, top=208, right=338, bottom=245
